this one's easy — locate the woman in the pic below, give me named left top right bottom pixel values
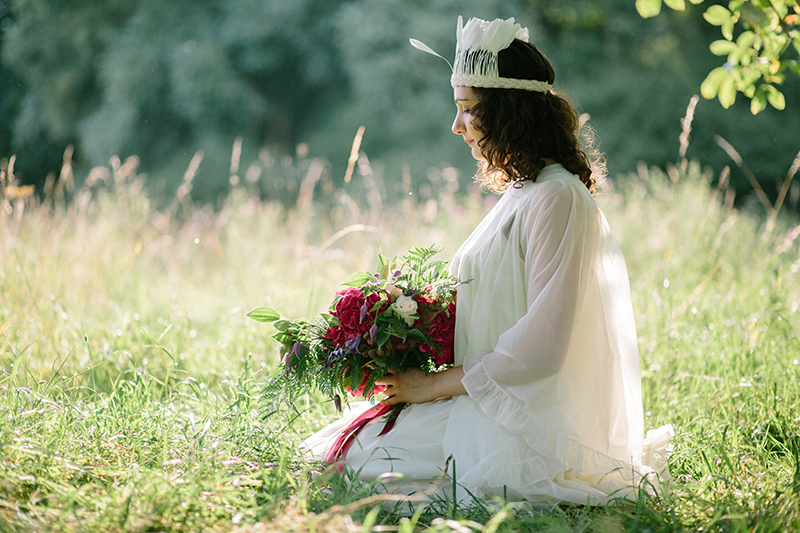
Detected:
left=304, top=16, right=672, bottom=507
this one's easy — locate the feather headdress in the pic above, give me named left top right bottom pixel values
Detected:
left=410, top=16, right=552, bottom=93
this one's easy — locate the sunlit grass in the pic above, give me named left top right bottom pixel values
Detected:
left=1, top=151, right=799, bottom=532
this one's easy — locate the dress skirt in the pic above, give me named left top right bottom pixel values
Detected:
left=303, top=397, right=673, bottom=507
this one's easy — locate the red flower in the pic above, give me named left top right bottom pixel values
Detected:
left=325, top=287, right=383, bottom=348
left=419, top=299, right=456, bottom=366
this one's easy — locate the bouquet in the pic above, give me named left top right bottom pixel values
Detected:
left=248, top=246, right=461, bottom=419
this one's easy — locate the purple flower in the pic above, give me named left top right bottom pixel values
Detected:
left=360, top=304, right=368, bottom=324
left=333, top=395, right=342, bottom=413
left=346, top=335, right=361, bottom=354
left=369, top=325, right=378, bottom=344
left=284, top=351, right=292, bottom=374
left=284, top=342, right=305, bottom=375
left=323, top=347, right=345, bottom=370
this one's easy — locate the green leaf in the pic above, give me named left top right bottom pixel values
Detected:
left=710, top=39, right=737, bottom=55
left=378, top=253, right=389, bottom=281
left=741, top=69, right=762, bottom=88
left=341, top=270, right=374, bottom=287
left=273, top=332, right=294, bottom=344
left=664, top=0, right=686, bottom=10
left=770, top=0, right=788, bottom=17
left=761, top=33, right=784, bottom=56
left=704, top=5, right=732, bottom=25
left=636, top=0, right=663, bottom=18
left=736, top=31, right=757, bottom=50
left=736, top=49, right=752, bottom=67
left=689, top=0, right=704, bottom=3
left=273, top=319, right=293, bottom=332
left=350, top=365, right=363, bottom=391
left=370, top=297, right=385, bottom=312
left=750, top=91, right=767, bottom=114
left=375, top=327, right=391, bottom=348
left=701, top=66, right=730, bottom=98
left=718, top=75, right=737, bottom=108
left=721, top=17, right=736, bottom=40
left=765, top=85, right=786, bottom=109
left=247, top=307, right=281, bottom=322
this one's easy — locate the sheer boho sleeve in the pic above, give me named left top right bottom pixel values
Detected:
left=476, top=180, right=590, bottom=385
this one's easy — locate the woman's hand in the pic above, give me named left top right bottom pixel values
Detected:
left=376, top=366, right=466, bottom=406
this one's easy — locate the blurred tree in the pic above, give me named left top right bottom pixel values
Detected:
left=637, top=0, right=800, bottom=114
left=2, top=0, right=136, bottom=186
left=2, top=0, right=348, bottom=199
left=0, top=0, right=797, bottom=203
left=307, top=0, right=530, bottom=192
left=0, top=0, right=17, bottom=159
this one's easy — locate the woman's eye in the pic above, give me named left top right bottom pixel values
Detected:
left=462, top=108, right=472, bottom=115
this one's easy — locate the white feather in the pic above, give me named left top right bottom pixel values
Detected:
left=409, top=39, right=438, bottom=56
left=409, top=38, right=453, bottom=71
left=460, top=17, right=524, bottom=53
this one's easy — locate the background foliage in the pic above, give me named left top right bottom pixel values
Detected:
left=0, top=0, right=798, bottom=203
left=637, top=0, right=799, bottom=114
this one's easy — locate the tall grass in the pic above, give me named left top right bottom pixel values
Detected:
left=1, top=146, right=799, bottom=532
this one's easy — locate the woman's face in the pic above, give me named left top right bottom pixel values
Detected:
left=452, top=86, right=484, bottom=161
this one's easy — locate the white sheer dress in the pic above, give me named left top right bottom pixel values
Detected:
left=303, top=164, right=673, bottom=506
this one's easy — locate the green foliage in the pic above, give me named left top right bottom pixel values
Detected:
left=636, top=0, right=698, bottom=18
left=340, top=271, right=375, bottom=288
left=247, top=307, right=282, bottom=323
left=637, top=0, right=800, bottom=113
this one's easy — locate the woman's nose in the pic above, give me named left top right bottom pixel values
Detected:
left=452, top=113, right=464, bottom=135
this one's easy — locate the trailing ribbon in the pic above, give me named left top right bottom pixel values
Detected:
left=324, top=403, right=405, bottom=472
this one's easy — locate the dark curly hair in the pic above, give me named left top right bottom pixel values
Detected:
left=468, top=39, right=604, bottom=194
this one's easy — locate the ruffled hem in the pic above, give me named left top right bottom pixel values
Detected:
left=462, top=359, right=673, bottom=500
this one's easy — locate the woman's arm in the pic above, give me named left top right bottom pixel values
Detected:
left=376, top=366, right=466, bottom=406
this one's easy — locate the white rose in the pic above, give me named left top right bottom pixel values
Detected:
left=391, top=294, right=418, bottom=326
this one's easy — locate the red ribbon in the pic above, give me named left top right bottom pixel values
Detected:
left=324, top=403, right=404, bottom=472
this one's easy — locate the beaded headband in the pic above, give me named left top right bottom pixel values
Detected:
left=410, top=16, right=552, bottom=93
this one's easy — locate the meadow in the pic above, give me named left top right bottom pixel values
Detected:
left=1, top=142, right=800, bottom=532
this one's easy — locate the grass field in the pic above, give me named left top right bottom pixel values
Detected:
left=1, top=150, right=800, bottom=532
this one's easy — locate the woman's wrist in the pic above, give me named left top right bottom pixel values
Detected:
left=432, top=365, right=466, bottom=399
